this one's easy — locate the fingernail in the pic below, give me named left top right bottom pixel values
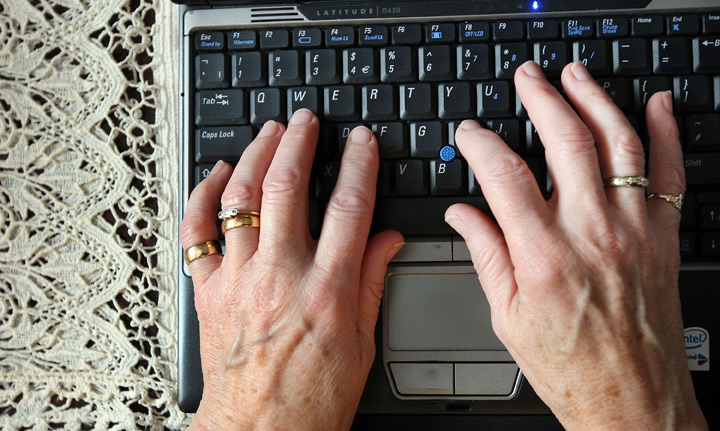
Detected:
left=521, top=60, right=545, bottom=79
left=570, top=61, right=593, bottom=81
left=349, top=126, right=374, bottom=145
left=289, top=108, right=314, bottom=124
left=663, top=90, right=674, bottom=115
left=459, top=119, right=481, bottom=131
left=210, top=160, right=226, bottom=175
left=444, top=213, right=467, bottom=236
left=257, top=120, right=280, bottom=137
left=386, top=241, right=405, bottom=262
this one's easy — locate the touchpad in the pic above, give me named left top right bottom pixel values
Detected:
left=387, top=273, right=505, bottom=351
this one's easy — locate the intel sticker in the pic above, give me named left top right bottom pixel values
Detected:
left=684, top=327, right=709, bottom=371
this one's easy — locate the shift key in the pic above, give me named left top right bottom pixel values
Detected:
left=684, top=153, right=720, bottom=184
left=196, top=126, right=253, bottom=163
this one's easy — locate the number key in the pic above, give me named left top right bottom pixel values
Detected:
left=495, top=43, right=528, bottom=79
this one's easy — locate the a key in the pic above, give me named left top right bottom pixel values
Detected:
left=394, top=160, right=428, bottom=196
left=358, top=25, right=389, bottom=46
left=250, top=88, right=283, bottom=124
left=325, top=27, right=354, bottom=47
left=460, top=22, right=490, bottom=42
left=684, top=153, right=720, bottom=184
left=573, top=40, right=610, bottom=75
left=534, top=41, right=568, bottom=77
left=674, top=76, right=712, bottom=113
left=613, top=39, right=651, bottom=75
left=488, top=119, right=521, bottom=150
left=195, top=126, right=253, bottom=163
left=495, top=43, right=528, bottom=79
left=293, top=28, right=322, bottom=48
left=196, top=53, right=228, bottom=89
left=667, top=15, right=699, bottom=36
left=562, top=19, right=594, bottom=38
left=701, top=232, right=720, bottom=257
left=632, top=16, right=664, bottom=36
left=652, top=37, right=691, bottom=74
left=195, top=31, right=224, bottom=51
left=527, top=20, right=559, bottom=40
left=410, top=122, right=444, bottom=157
left=493, top=21, right=524, bottom=41
left=477, top=81, right=513, bottom=118
left=269, top=51, right=302, bottom=86
left=231, top=52, right=265, bottom=87
left=344, top=48, right=377, bottom=84
left=316, top=161, right=340, bottom=199
left=362, top=85, right=397, bottom=121
left=468, top=166, right=482, bottom=195
left=693, top=36, right=720, bottom=73
left=457, top=45, right=492, bottom=80
left=196, top=89, right=247, bottom=126
left=381, top=46, right=415, bottom=82
left=337, top=123, right=365, bottom=153
left=306, top=50, right=340, bottom=85
left=426, top=23, right=456, bottom=43
left=372, top=123, right=408, bottom=158
left=633, top=77, right=670, bottom=113
left=431, top=159, right=465, bottom=195
left=685, top=114, right=720, bottom=151
left=597, top=77, right=630, bottom=110
left=400, top=84, right=435, bottom=120
left=287, top=87, right=319, bottom=119
left=419, top=45, right=454, bottom=81
left=596, top=17, right=629, bottom=38
left=324, top=86, right=359, bottom=121
left=526, top=121, right=543, bottom=156
left=392, top=24, right=422, bottom=44
left=259, top=29, right=289, bottom=49
left=439, top=82, right=473, bottom=119
left=700, top=205, right=720, bottom=229
left=228, top=30, right=256, bottom=50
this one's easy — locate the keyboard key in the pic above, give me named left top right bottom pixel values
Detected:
left=493, top=21, right=524, bottom=41
left=526, top=121, right=543, bottom=155
left=410, top=122, right=444, bottom=157
left=563, top=19, right=594, bottom=38
left=195, top=89, right=246, bottom=126
left=632, top=16, right=664, bottom=36
left=684, top=153, right=720, bottom=184
left=703, top=14, right=720, bottom=34
left=306, top=49, right=340, bottom=85
left=439, top=82, right=473, bottom=119
left=228, top=30, right=256, bottom=50
left=488, top=119, right=521, bottom=150
left=324, top=86, right=359, bottom=122
left=337, top=123, right=364, bottom=153
left=459, top=21, right=490, bottom=42
left=633, top=77, right=670, bottom=113
left=597, top=77, right=630, bottom=110
left=431, top=159, right=465, bottom=195
left=495, top=43, right=528, bottom=79
left=392, top=24, right=422, bottom=45
left=477, top=81, right=513, bottom=118
left=195, top=126, right=253, bottom=163
left=195, top=163, right=215, bottom=186
left=381, top=46, right=415, bottom=82
left=457, top=45, right=492, bottom=80
left=358, top=25, right=389, bottom=46
left=250, top=88, right=284, bottom=124
left=534, top=41, right=568, bottom=77
left=293, top=28, right=322, bottom=48
left=701, top=232, right=720, bottom=257
left=597, top=17, right=629, bottom=38
left=362, top=85, right=397, bottom=121
left=613, top=39, right=651, bottom=75
left=259, top=29, right=289, bottom=49
left=667, top=15, right=699, bottom=35
left=419, top=45, right=454, bottom=81
left=527, top=20, right=558, bottom=40
left=195, top=31, right=224, bottom=51
left=344, top=48, right=377, bottom=83
left=685, top=114, right=720, bottom=151
left=700, top=205, right=720, bottom=229
left=196, top=53, right=228, bottom=89
left=394, top=160, right=428, bottom=196
left=287, top=87, right=319, bottom=119
left=325, top=26, right=354, bottom=47
left=468, top=166, right=482, bottom=195
left=679, top=232, right=696, bottom=256
left=426, top=23, right=456, bottom=43
left=316, top=161, right=340, bottom=199
left=231, top=52, right=266, bottom=87
left=573, top=40, right=610, bottom=75
left=674, top=76, right=712, bottom=113
left=269, top=51, right=302, bottom=86
left=692, top=36, right=720, bottom=73
left=373, top=123, right=408, bottom=158
left=400, top=84, right=435, bottom=120
left=652, top=37, right=691, bottom=74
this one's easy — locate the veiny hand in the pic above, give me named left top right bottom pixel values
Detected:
left=181, top=110, right=404, bottom=431
left=445, top=61, right=708, bottom=431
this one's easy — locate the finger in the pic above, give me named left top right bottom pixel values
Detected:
left=455, top=119, right=551, bottom=257
left=258, top=109, right=319, bottom=257
left=514, top=61, right=606, bottom=210
left=316, top=127, right=379, bottom=279
left=444, top=204, right=517, bottom=340
left=356, top=230, right=405, bottom=345
left=221, top=120, right=285, bottom=262
left=180, top=160, right=233, bottom=285
left=646, top=91, right=685, bottom=227
left=562, top=61, right=647, bottom=214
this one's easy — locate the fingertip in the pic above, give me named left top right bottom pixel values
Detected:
left=348, top=126, right=375, bottom=146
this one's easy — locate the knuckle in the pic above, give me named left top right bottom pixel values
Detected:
left=180, top=213, right=206, bottom=244
left=327, top=187, right=374, bottom=219
left=484, top=152, right=529, bottom=182
left=262, top=166, right=303, bottom=196
left=221, top=180, right=258, bottom=208
left=608, top=132, right=645, bottom=161
left=552, top=125, right=596, bottom=154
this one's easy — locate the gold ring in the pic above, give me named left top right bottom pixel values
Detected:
left=647, top=193, right=684, bottom=212
left=184, top=240, right=222, bottom=264
left=604, top=175, right=649, bottom=188
left=218, top=208, right=260, bottom=220
left=221, top=213, right=260, bottom=233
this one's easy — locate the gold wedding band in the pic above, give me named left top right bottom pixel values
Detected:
left=184, top=240, right=222, bottom=264
left=221, top=213, right=260, bottom=233
left=604, top=175, right=649, bottom=188
left=647, top=193, right=684, bottom=212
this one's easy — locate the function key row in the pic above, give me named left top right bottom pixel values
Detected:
left=195, top=14, right=720, bottom=51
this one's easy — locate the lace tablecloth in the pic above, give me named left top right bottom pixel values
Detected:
left=0, top=0, right=190, bottom=428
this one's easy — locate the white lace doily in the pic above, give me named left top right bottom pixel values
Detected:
left=0, top=0, right=189, bottom=428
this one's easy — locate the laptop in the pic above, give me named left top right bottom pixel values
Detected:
left=173, top=0, right=720, bottom=427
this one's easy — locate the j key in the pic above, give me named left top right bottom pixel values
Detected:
left=633, top=77, right=670, bottom=113
left=196, top=89, right=246, bottom=126
left=373, top=123, right=408, bottom=158
left=439, top=82, right=473, bottom=120
left=527, top=20, right=559, bottom=40
left=344, top=48, right=377, bottom=84
left=563, top=19, right=594, bottom=38
left=358, top=25, right=389, bottom=46
left=195, top=126, right=253, bottom=163
left=381, top=46, right=415, bottom=82
left=488, top=119, right=521, bottom=151
left=700, top=205, right=720, bottom=229
left=460, top=22, right=490, bottom=42
left=667, top=15, right=699, bottom=36
left=287, top=87, right=319, bottom=119
left=306, top=50, right=339, bottom=85
left=394, top=160, right=428, bottom=196
left=324, top=86, right=359, bottom=122
left=684, top=153, right=720, bottom=184
left=613, top=39, right=651, bottom=75
left=400, top=84, right=435, bottom=120
left=325, top=26, right=354, bottom=47
left=597, top=17, right=629, bottom=38
left=674, top=76, right=712, bottom=113
left=195, top=31, right=224, bottom=51
left=392, top=24, right=422, bottom=45
left=573, top=40, right=610, bottom=75
left=477, top=81, right=513, bottom=118
left=495, top=43, right=528, bottom=79
left=250, top=88, right=283, bottom=124
left=431, top=159, right=465, bottom=196
left=426, top=23, right=456, bottom=43
left=702, top=233, right=720, bottom=257
left=269, top=51, right=302, bottom=86
left=196, top=53, right=228, bottom=89
left=293, top=28, right=322, bottom=48
left=316, top=161, right=340, bottom=199
left=653, top=37, right=690, bottom=74
left=419, top=46, right=454, bottom=81
left=685, top=114, right=720, bottom=151
left=362, top=85, right=397, bottom=121
left=534, top=41, right=568, bottom=77
left=597, top=77, right=630, bottom=110
left=693, top=37, right=720, bottom=73
left=228, top=30, right=256, bottom=50
left=632, top=16, right=664, bottom=36
left=493, top=21, right=524, bottom=41
left=259, top=29, right=289, bottom=49
left=457, top=45, right=492, bottom=80
left=232, top=52, right=265, bottom=87
left=410, top=122, right=444, bottom=157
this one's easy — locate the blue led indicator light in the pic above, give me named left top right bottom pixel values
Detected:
left=440, top=146, right=457, bottom=162
left=532, top=1, right=539, bottom=10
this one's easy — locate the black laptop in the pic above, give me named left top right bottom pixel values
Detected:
left=173, top=0, right=720, bottom=427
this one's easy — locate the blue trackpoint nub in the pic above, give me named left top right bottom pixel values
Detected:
left=440, top=145, right=456, bottom=162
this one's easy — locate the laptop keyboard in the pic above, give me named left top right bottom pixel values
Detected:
left=190, top=14, right=720, bottom=262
